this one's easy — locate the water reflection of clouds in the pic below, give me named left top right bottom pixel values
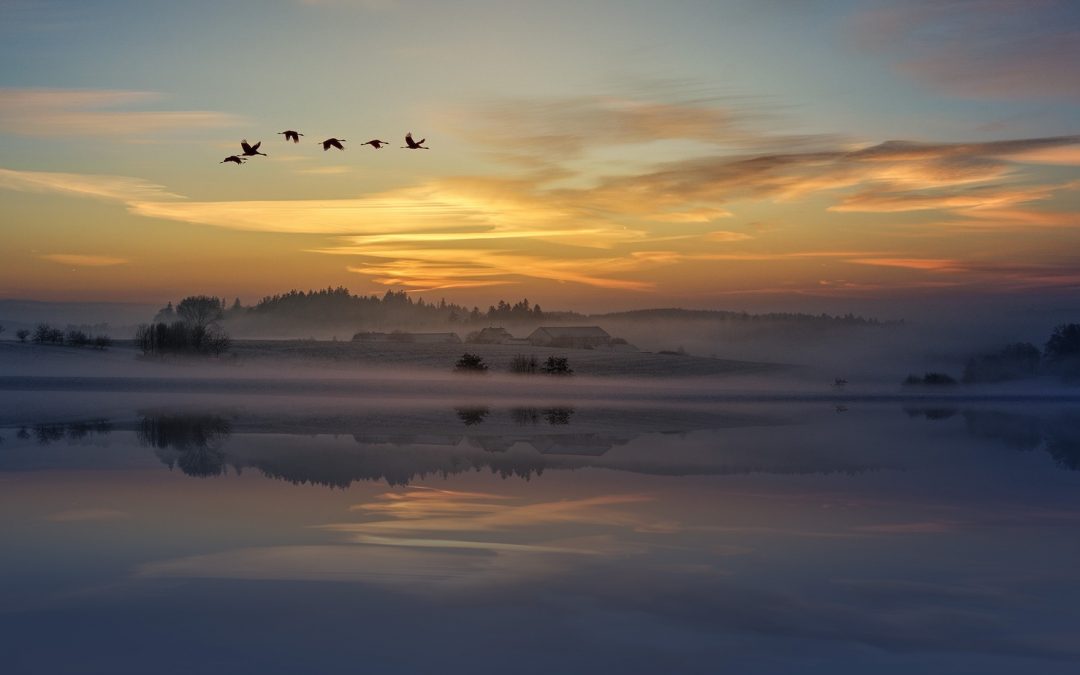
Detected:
left=139, top=487, right=669, bottom=592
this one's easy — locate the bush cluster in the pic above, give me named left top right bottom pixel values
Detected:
left=902, top=372, right=957, bottom=387
left=509, top=354, right=539, bottom=374
left=30, top=323, right=111, bottom=349
left=507, top=354, right=572, bottom=375
left=541, top=355, right=573, bottom=375
left=454, top=353, right=488, bottom=373
left=135, top=321, right=231, bottom=356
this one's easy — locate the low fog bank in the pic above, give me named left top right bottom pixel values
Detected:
left=4, top=294, right=1079, bottom=392
left=0, top=299, right=152, bottom=337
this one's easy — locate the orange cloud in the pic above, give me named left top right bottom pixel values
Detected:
left=846, top=257, right=966, bottom=272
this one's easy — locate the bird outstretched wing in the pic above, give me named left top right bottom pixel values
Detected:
left=252, top=141, right=261, bottom=151
left=241, top=140, right=253, bottom=153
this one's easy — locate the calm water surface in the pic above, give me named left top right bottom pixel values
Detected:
left=2, top=393, right=1079, bottom=674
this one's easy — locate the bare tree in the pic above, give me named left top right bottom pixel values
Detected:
left=176, top=296, right=225, bottom=329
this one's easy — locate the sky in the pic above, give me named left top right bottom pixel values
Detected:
left=1, top=0, right=1079, bottom=315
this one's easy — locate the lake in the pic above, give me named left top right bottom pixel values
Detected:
left=2, top=392, right=1079, bottom=674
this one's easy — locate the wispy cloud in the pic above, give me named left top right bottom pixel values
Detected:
left=39, top=253, right=129, bottom=267
left=846, top=257, right=966, bottom=272
left=0, top=88, right=242, bottom=137
left=0, top=167, right=183, bottom=201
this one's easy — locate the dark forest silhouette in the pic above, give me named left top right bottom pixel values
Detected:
left=143, top=286, right=888, bottom=338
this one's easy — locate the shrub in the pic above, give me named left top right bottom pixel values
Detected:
left=16, top=329, right=29, bottom=343
left=542, top=355, right=573, bottom=375
left=66, top=329, right=89, bottom=347
left=32, top=323, right=64, bottom=345
left=902, top=372, right=957, bottom=387
left=508, top=354, right=539, bottom=374
left=454, top=353, right=488, bottom=373
left=135, top=321, right=230, bottom=356
left=93, top=335, right=112, bottom=350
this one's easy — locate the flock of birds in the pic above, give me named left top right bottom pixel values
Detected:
left=220, top=131, right=429, bottom=164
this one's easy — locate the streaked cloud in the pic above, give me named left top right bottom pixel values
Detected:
left=39, top=253, right=129, bottom=267
left=846, top=257, right=966, bottom=273
left=0, top=88, right=242, bottom=137
left=0, top=167, right=182, bottom=202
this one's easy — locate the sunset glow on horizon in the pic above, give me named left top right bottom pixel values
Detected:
left=2, top=0, right=1079, bottom=314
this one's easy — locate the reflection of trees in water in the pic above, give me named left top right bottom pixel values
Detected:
left=245, top=447, right=550, bottom=488
left=118, top=406, right=871, bottom=488
left=138, top=413, right=232, bottom=477
left=510, top=407, right=540, bottom=426
left=455, top=406, right=490, bottom=426
left=509, top=407, right=575, bottom=426
left=18, top=420, right=113, bottom=445
left=948, top=409, right=1080, bottom=471
left=543, top=407, right=574, bottom=425
left=903, top=407, right=958, bottom=421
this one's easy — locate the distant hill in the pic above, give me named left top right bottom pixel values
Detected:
left=591, top=308, right=890, bottom=326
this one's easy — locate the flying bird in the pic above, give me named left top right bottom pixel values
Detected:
left=402, top=132, right=429, bottom=149
left=221, top=155, right=247, bottom=165
left=360, top=139, right=390, bottom=149
left=278, top=130, right=303, bottom=143
left=240, top=139, right=267, bottom=157
left=320, top=138, right=346, bottom=151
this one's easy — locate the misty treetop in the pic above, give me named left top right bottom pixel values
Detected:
left=162, top=287, right=565, bottom=331
left=139, top=294, right=232, bottom=356
left=1045, top=323, right=1080, bottom=378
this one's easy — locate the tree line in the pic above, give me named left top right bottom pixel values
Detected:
left=906, top=323, right=1080, bottom=386
left=137, top=295, right=231, bottom=356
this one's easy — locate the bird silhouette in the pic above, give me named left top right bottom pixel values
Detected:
left=320, top=138, right=346, bottom=151
left=278, top=130, right=303, bottom=143
left=240, top=140, right=267, bottom=157
left=361, top=139, right=390, bottom=149
left=221, top=155, right=247, bottom=165
left=402, top=132, right=429, bottom=149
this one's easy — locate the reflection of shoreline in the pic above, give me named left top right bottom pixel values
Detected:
left=9, top=405, right=1077, bottom=489
left=0, top=407, right=882, bottom=487
left=905, top=407, right=1080, bottom=470
left=131, top=408, right=875, bottom=487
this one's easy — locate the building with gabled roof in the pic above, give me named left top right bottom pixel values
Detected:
left=527, top=326, right=611, bottom=349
